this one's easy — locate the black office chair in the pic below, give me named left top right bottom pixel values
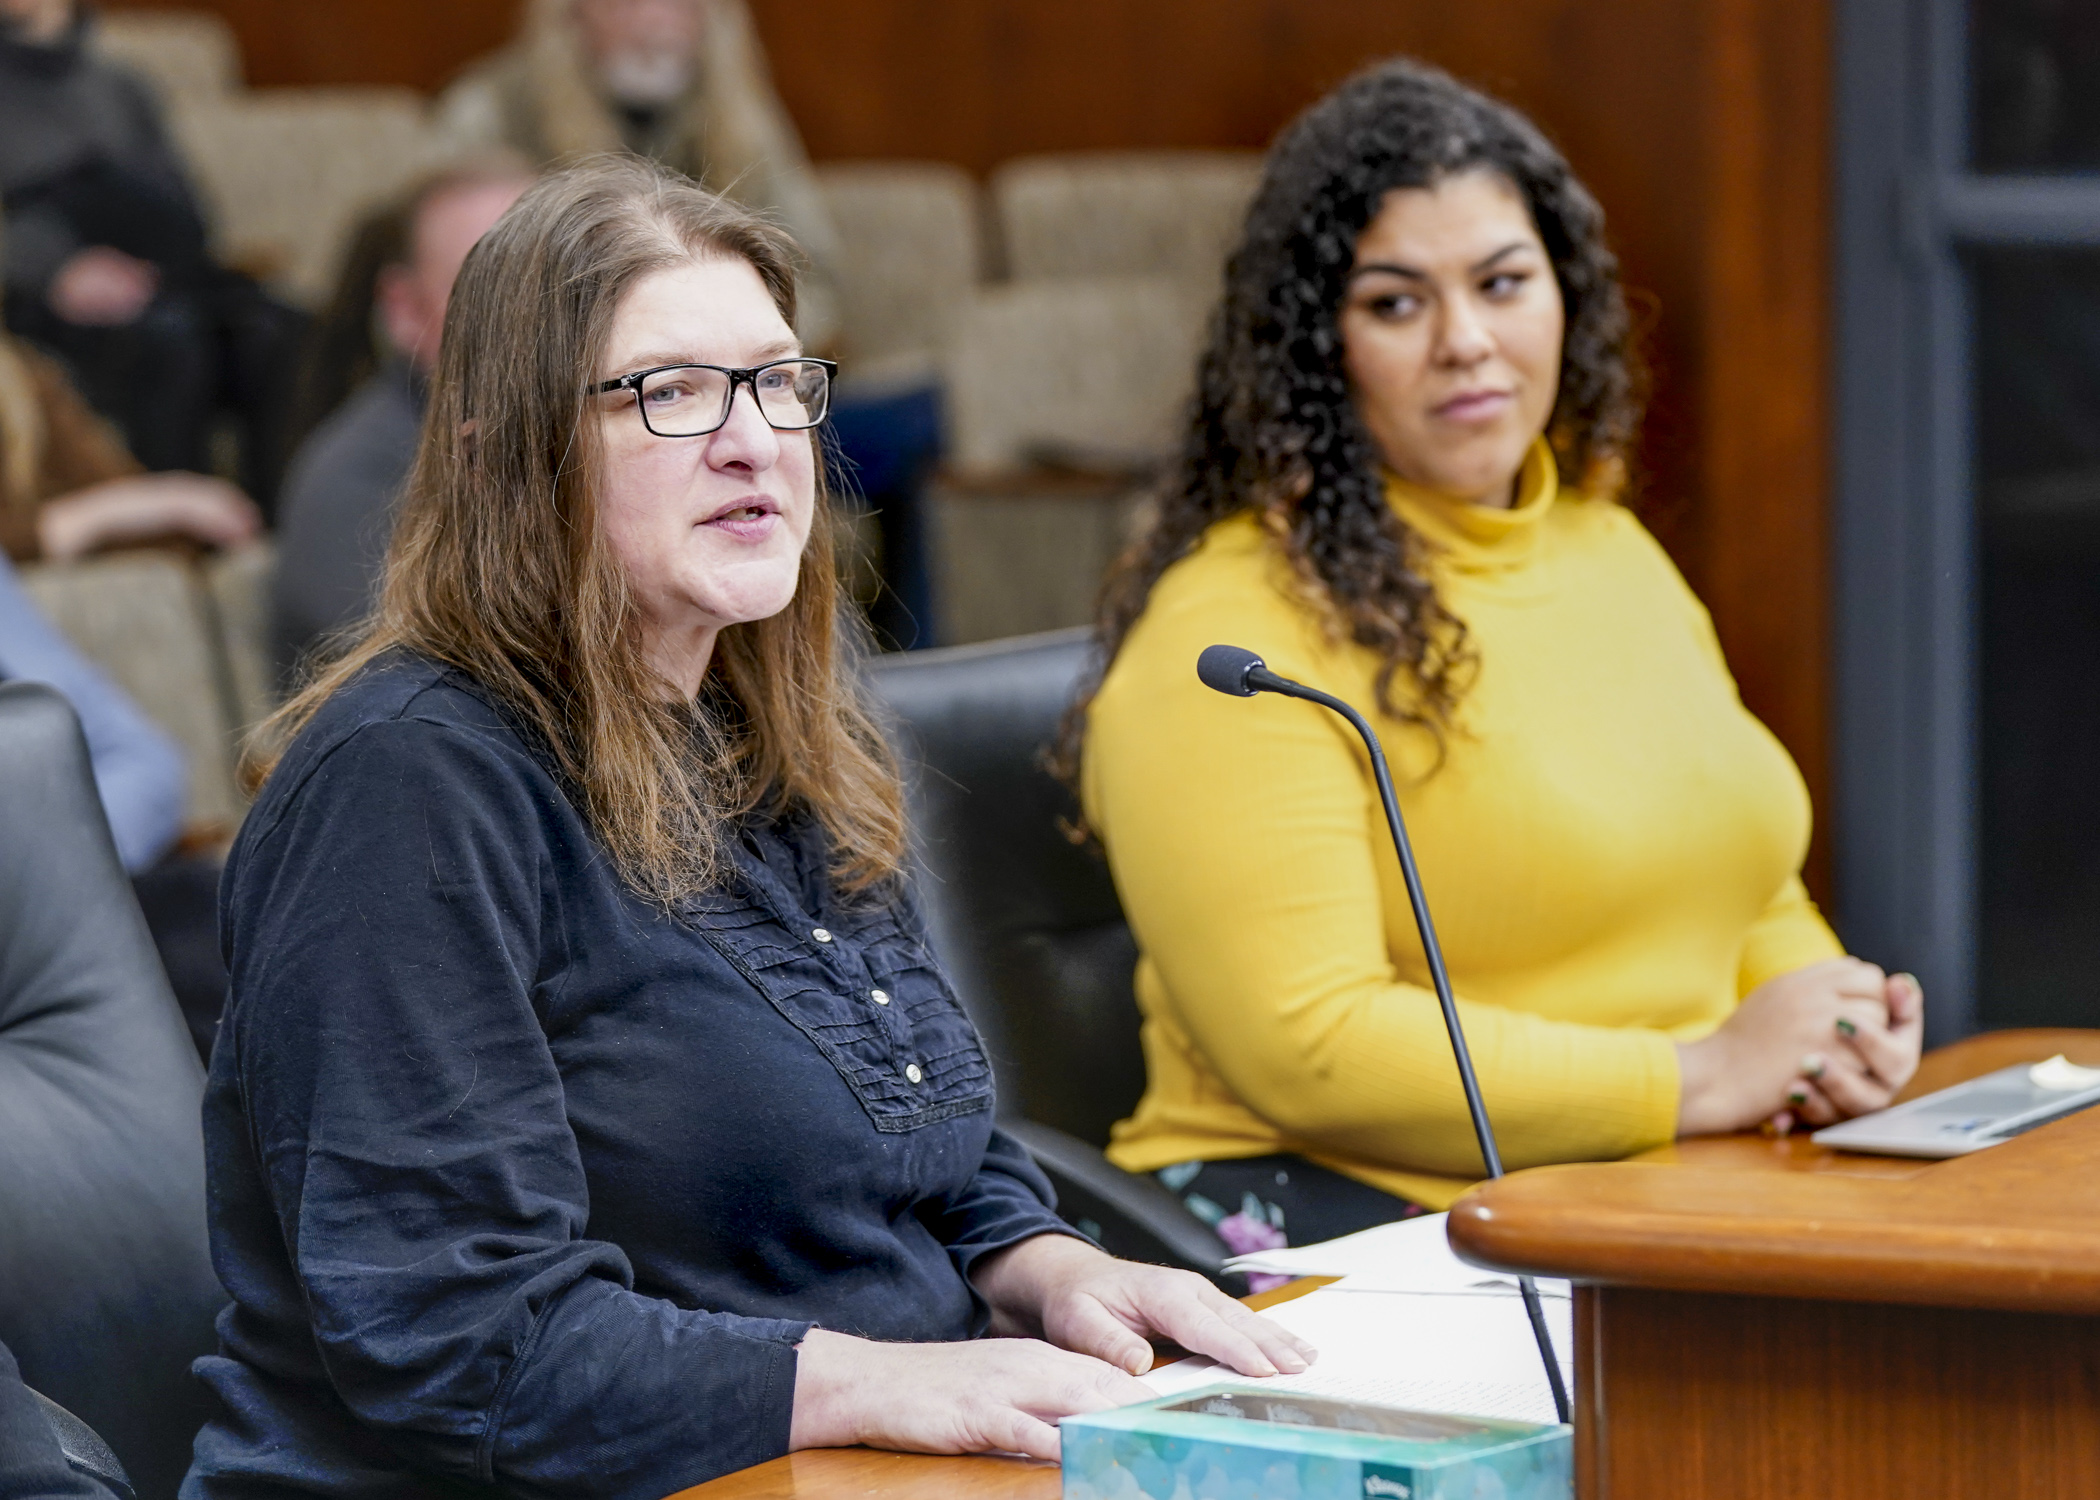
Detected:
left=865, top=630, right=1232, bottom=1282
left=0, top=682, right=226, bottom=1498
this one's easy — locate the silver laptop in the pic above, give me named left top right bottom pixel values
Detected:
left=1811, top=1058, right=2100, bottom=1159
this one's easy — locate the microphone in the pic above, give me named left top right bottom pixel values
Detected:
left=1195, top=643, right=1572, bottom=1426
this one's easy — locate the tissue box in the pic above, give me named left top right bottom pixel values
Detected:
left=1061, top=1384, right=1571, bottom=1500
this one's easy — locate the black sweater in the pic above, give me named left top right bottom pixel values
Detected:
left=184, top=653, right=1071, bottom=1498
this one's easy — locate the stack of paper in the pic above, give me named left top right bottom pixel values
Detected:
left=1140, top=1214, right=1576, bottom=1426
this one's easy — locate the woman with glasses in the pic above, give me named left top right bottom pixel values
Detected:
left=1065, top=61, right=1926, bottom=1249
left=184, top=158, right=1308, bottom=1499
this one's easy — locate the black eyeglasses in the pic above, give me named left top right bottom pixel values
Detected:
left=593, top=358, right=838, bottom=438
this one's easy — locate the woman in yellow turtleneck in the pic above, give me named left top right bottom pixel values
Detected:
left=1070, top=61, right=1925, bottom=1240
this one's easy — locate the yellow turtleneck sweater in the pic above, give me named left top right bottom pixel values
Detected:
left=1080, top=441, right=1841, bottom=1210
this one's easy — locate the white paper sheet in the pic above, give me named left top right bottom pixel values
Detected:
left=1223, top=1211, right=1571, bottom=1301
left=1142, top=1284, right=1575, bottom=1427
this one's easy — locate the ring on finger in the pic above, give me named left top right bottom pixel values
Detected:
left=1799, top=1052, right=1828, bottom=1081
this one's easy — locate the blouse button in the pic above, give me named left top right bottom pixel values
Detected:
left=904, top=1063, right=923, bottom=1084
left=871, top=988, right=891, bottom=1006
left=812, top=927, right=833, bottom=944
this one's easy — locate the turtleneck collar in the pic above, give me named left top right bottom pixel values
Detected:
left=1383, top=437, right=1560, bottom=574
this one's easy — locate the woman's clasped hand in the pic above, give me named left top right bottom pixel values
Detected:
left=1676, top=960, right=1925, bottom=1135
left=791, top=1235, right=1316, bottom=1461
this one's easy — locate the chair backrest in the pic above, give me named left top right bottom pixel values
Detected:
left=865, top=629, right=1147, bottom=1148
left=204, top=542, right=279, bottom=736
left=92, top=9, right=242, bottom=104
left=927, top=478, right=1140, bottom=647
left=943, top=273, right=1212, bottom=476
left=0, top=683, right=224, bottom=1499
left=815, top=161, right=984, bottom=367
left=991, top=150, right=1263, bottom=284
left=166, top=90, right=443, bottom=306
left=20, top=554, right=245, bottom=830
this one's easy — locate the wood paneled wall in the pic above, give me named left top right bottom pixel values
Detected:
left=110, top=0, right=1836, bottom=900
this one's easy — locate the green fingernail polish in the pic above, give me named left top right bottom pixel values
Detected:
left=1835, top=1017, right=1858, bottom=1037
left=1787, top=1086, right=1809, bottom=1106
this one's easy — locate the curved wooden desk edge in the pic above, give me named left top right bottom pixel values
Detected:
left=1449, top=1029, right=2100, bottom=1315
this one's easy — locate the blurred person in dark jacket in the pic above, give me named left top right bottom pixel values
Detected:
left=271, top=160, right=531, bottom=687
left=0, top=0, right=305, bottom=509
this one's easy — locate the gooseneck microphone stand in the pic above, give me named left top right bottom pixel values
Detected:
left=1195, top=643, right=1573, bottom=1426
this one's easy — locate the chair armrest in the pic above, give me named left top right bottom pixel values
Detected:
left=29, top=1388, right=134, bottom=1500
left=1001, top=1118, right=1240, bottom=1291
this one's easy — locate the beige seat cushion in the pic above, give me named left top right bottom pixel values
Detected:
left=205, top=542, right=277, bottom=735
left=20, top=553, right=242, bottom=830
left=943, top=274, right=1212, bottom=477
left=167, top=90, right=446, bottom=306
left=991, top=151, right=1263, bottom=285
left=929, top=479, right=1143, bottom=646
left=91, top=9, right=241, bottom=103
left=816, top=162, right=984, bottom=370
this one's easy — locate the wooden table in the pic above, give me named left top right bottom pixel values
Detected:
left=679, top=1028, right=2100, bottom=1498
left=1449, top=1027, right=2100, bottom=1499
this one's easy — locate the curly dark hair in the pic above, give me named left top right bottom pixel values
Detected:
left=1059, top=58, right=1643, bottom=780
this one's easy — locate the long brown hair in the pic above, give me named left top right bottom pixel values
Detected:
left=1060, top=60, right=1644, bottom=778
left=251, top=156, right=904, bottom=903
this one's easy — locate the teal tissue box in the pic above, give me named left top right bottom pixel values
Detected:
left=1061, top=1384, right=1571, bottom=1500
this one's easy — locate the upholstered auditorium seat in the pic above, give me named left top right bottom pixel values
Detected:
left=865, top=630, right=1231, bottom=1281
left=165, top=89, right=443, bottom=306
left=815, top=161, right=984, bottom=368
left=22, top=554, right=246, bottom=830
left=204, top=542, right=279, bottom=734
left=0, top=683, right=224, bottom=1497
left=941, top=273, right=1211, bottom=478
left=92, top=9, right=242, bottom=105
left=990, top=150, right=1262, bottom=285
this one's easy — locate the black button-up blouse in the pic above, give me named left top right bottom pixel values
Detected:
left=183, top=653, right=1073, bottom=1500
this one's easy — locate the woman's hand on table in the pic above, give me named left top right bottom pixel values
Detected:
left=788, top=1236, right=1319, bottom=1462
left=1676, top=959, right=1925, bottom=1135
left=788, top=1327, right=1153, bottom=1462
left=970, top=1232, right=1316, bottom=1378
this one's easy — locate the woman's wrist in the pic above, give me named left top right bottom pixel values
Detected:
left=1675, top=1034, right=1739, bottom=1136
left=968, top=1231, right=1107, bottom=1337
left=789, top=1327, right=869, bottom=1450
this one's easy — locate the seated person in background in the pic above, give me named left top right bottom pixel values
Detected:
left=1068, top=61, right=1925, bottom=1246
left=271, top=160, right=531, bottom=686
left=0, top=0, right=304, bottom=509
left=435, top=0, right=841, bottom=349
left=186, top=159, right=1308, bottom=1497
left=0, top=298, right=258, bottom=565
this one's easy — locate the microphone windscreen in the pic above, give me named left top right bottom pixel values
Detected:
left=1197, top=644, right=1266, bottom=697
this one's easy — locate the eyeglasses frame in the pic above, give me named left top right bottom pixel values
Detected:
left=592, top=357, right=840, bottom=438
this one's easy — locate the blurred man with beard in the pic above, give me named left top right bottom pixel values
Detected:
left=435, top=0, right=840, bottom=348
